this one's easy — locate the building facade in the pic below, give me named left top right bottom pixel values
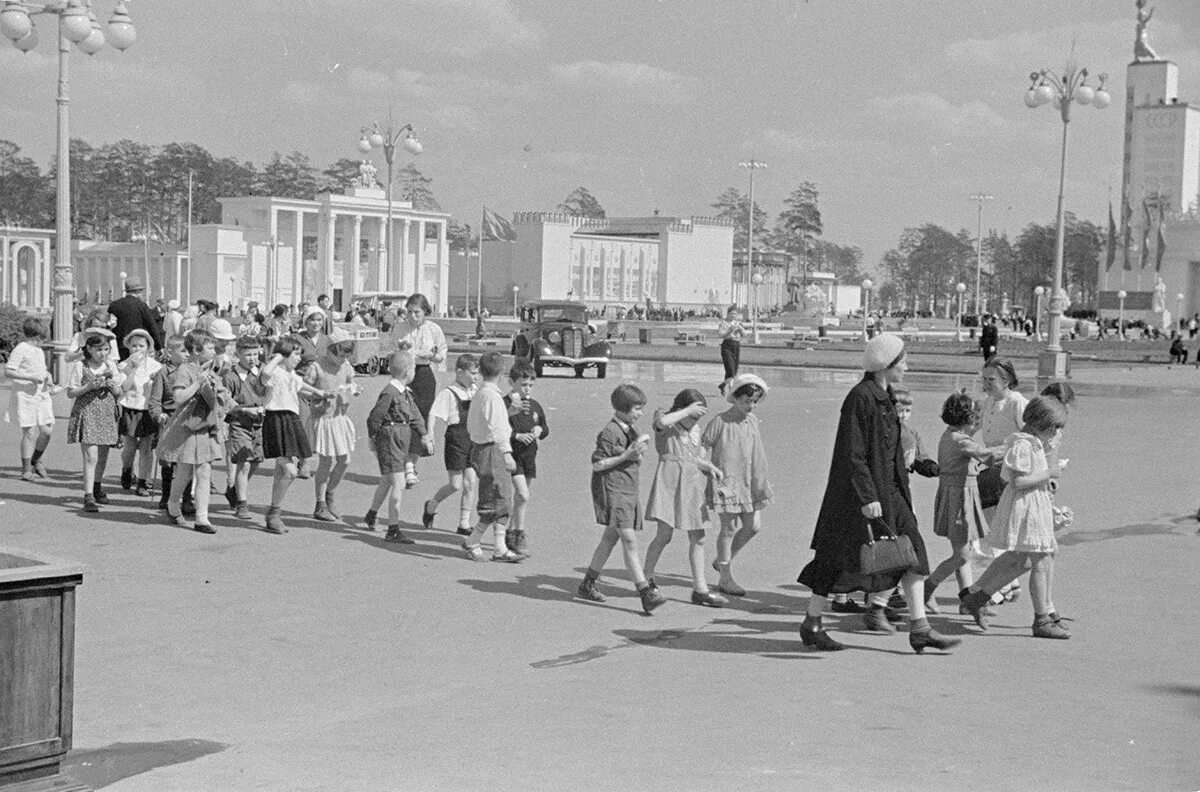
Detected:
left=72, top=240, right=188, bottom=305
left=0, top=227, right=52, bottom=311
left=462, top=213, right=733, bottom=313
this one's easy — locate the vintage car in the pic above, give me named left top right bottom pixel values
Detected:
left=511, top=300, right=610, bottom=378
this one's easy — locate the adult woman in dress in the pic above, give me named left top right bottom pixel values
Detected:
left=393, top=293, right=446, bottom=425
left=716, top=306, right=745, bottom=392
left=796, top=333, right=960, bottom=654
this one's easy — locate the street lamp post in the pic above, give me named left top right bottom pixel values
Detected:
left=1024, top=59, right=1110, bottom=384
left=1033, top=285, right=1045, bottom=341
left=737, top=158, right=766, bottom=313
left=512, top=286, right=519, bottom=318
left=1117, top=289, right=1127, bottom=339
left=2, top=0, right=136, bottom=381
left=969, top=193, right=994, bottom=317
left=861, top=278, right=873, bottom=341
left=955, top=281, right=966, bottom=342
left=750, top=270, right=764, bottom=344
left=358, top=114, right=422, bottom=292
left=1176, top=292, right=1185, bottom=333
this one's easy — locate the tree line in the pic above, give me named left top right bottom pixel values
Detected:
left=0, top=138, right=440, bottom=244
left=877, top=213, right=1102, bottom=314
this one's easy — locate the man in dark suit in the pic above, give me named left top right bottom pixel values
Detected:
left=979, top=315, right=999, bottom=361
left=108, top=277, right=164, bottom=359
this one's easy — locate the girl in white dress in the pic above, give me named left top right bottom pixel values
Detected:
left=117, top=330, right=162, bottom=496
left=960, top=397, right=1071, bottom=639
left=6, top=318, right=56, bottom=480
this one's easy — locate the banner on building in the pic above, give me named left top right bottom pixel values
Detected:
left=481, top=207, right=517, bottom=242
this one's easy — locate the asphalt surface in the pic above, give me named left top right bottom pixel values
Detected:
left=1, top=358, right=1195, bottom=791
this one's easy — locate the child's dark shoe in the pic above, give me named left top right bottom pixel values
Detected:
left=120, top=467, right=133, bottom=490
left=82, top=495, right=99, bottom=513
left=362, top=509, right=378, bottom=531
left=385, top=526, right=416, bottom=544
left=576, top=576, right=606, bottom=602
left=638, top=584, right=667, bottom=614
left=135, top=479, right=151, bottom=497
left=690, top=590, right=728, bottom=608
left=909, top=623, right=961, bottom=654
left=830, top=598, right=866, bottom=614
left=1032, top=614, right=1071, bottom=639
left=800, top=616, right=845, bottom=651
left=421, top=500, right=436, bottom=529
left=508, top=529, right=529, bottom=556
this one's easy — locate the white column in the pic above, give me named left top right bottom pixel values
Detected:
left=399, top=219, right=411, bottom=292
left=344, top=214, right=362, bottom=305
left=376, top=215, right=388, bottom=291
left=267, top=208, right=278, bottom=305
left=323, top=211, right=337, bottom=304
left=292, top=210, right=305, bottom=306
left=436, top=221, right=448, bottom=315
left=414, top=220, right=425, bottom=296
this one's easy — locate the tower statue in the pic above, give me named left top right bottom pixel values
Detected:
left=1134, top=0, right=1159, bottom=62
left=357, top=159, right=378, bottom=188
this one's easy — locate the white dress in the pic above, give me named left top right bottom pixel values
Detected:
left=5, top=341, right=55, bottom=427
left=987, top=432, right=1056, bottom=553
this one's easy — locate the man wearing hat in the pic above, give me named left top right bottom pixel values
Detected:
left=108, top=277, right=164, bottom=360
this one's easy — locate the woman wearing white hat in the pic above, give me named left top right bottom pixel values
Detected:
left=797, top=333, right=960, bottom=654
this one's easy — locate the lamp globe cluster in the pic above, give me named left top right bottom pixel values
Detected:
left=1, top=0, right=135, bottom=54
left=1024, top=68, right=1110, bottom=110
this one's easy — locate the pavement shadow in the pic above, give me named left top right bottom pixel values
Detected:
left=613, top=618, right=820, bottom=659
left=1058, top=522, right=1193, bottom=546
left=298, top=516, right=470, bottom=561
left=60, top=738, right=227, bottom=789
left=1146, top=683, right=1200, bottom=714
left=460, top=572, right=648, bottom=615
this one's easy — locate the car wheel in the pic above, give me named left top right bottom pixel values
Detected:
left=596, top=363, right=607, bottom=379
left=574, top=365, right=585, bottom=378
left=366, top=357, right=381, bottom=376
left=534, top=358, right=544, bottom=378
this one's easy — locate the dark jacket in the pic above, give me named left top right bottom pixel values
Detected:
left=108, top=294, right=164, bottom=358
left=797, top=376, right=929, bottom=595
left=980, top=323, right=999, bottom=357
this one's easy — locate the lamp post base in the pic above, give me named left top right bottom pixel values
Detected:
left=1036, top=348, right=1070, bottom=390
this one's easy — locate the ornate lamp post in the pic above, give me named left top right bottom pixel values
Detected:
left=750, top=270, right=764, bottom=344
left=357, top=114, right=422, bottom=291
left=737, top=158, right=766, bottom=312
left=969, top=193, right=994, bottom=316
left=955, top=281, right=966, bottom=342
left=861, top=277, right=873, bottom=341
left=2, top=0, right=136, bottom=380
left=1024, top=59, right=1110, bottom=383
left=1117, top=289, right=1127, bottom=338
left=1033, top=285, right=1045, bottom=341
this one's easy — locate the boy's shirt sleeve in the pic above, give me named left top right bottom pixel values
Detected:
left=535, top=399, right=549, bottom=441
left=591, top=422, right=624, bottom=465
left=365, top=388, right=391, bottom=437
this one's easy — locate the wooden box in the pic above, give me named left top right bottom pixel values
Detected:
left=0, top=548, right=85, bottom=792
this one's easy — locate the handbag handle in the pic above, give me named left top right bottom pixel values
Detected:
left=864, top=517, right=899, bottom=545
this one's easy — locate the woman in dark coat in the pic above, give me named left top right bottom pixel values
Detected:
left=797, top=333, right=960, bottom=654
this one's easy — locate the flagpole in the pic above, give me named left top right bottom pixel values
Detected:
left=186, top=170, right=194, bottom=305
left=478, top=205, right=485, bottom=319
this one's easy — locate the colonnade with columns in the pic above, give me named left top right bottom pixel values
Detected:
left=0, top=228, right=52, bottom=311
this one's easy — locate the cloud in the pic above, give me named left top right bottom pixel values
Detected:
left=550, top=61, right=693, bottom=105
left=312, top=0, right=542, bottom=56
left=872, top=93, right=1009, bottom=139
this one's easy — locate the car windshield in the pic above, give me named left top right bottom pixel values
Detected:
left=537, top=307, right=585, bottom=323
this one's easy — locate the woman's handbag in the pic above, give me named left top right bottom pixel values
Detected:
left=859, top=518, right=918, bottom=576
left=977, top=465, right=1004, bottom=509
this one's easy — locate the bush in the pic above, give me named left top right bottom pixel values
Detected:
left=0, top=302, right=31, bottom=361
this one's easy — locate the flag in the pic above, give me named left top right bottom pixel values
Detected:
left=1140, top=200, right=1152, bottom=269
left=1156, top=212, right=1167, bottom=272
left=1105, top=202, right=1117, bottom=271
left=481, top=206, right=517, bottom=242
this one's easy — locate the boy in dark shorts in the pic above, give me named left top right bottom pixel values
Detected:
left=462, top=351, right=523, bottom=563
left=504, top=359, right=548, bottom=556
left=421, top=354, right=480, bottom=535
left=576, top=383, right=667, bottom=613
left=222, top=335, right=266, bottom=520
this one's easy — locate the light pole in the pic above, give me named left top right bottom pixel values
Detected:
left=969, top=193, right=994, bottom=317
left=1176, top=292, right=1185, bottom=333
left=1033, top=285, right=1045, bottom=341
left=358, top=114, right=422, bottom=292
left=861, top=278, right=873, bottom=341
left=2, top=0, right=136, bottom=380
left=1024, top=59, right=1110, bottom=383
left=751, top=270, right=764, bottom=344
left=1117, top=289, right=1127, bottom=339
left=512, top=285, right=519, bottom=318
left=737, top=158, right=766, bottom=312
left=955, top=281, right=966, bottom=342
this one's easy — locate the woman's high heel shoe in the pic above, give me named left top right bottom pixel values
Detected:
left=800, top=618, right=845, bottom=652
left=909, top=626, right=961, bottom=654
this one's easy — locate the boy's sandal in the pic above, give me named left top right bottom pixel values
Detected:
left=491, top=550, right=526, bottom=564
left=461, top=543, right=488, bottom=562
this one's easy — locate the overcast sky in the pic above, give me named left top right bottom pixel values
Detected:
left=4, top=0, right=1200, bottom=276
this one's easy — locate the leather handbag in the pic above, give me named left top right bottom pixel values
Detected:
left=859, top=518, right=918, bottom=576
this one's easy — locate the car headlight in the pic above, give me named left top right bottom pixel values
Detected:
left=548, top=331, right=560, bottom=343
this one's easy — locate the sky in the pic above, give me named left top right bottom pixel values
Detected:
left=4, top=0, right=1200, bottom=278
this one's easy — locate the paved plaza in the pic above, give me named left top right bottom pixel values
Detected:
left=1, top=358, right=1196, bottom=792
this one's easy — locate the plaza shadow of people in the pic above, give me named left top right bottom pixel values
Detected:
left=1058, top=520, right=1196, bottom=545
left=459, top=570, right=651, bottom=616
left=612, top=617, right=822, bottom=659
left=298, top=514, right=470, bottom=561
left=60, top=738, right=226, bottom=789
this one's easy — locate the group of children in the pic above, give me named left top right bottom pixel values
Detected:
left=9, top=315, right=1074, bottom=640
left=883, top=379, right=1076, bottom=641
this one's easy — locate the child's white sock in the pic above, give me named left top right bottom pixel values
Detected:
left=458, top=508, right=472, bottom=529
left=493, top=524, right=509, bottom=555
